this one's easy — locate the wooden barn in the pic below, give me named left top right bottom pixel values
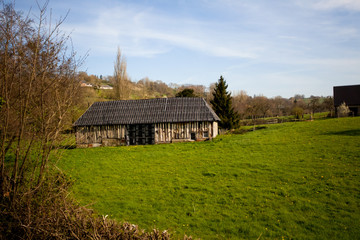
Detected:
left=74, top=97, right=220, bottom=147
left=334, top=84, right=360, bottom=116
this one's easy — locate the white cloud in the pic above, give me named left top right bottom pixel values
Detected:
left=302, top=0, right=360, bottom=11
left=63, top=3, right=259, bottom=59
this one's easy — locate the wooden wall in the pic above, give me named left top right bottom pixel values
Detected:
left=75, top=125, right=127, bottom=147
left=75, top=121, right=218, bottom=147
left=155, top=121, right=217, bottom=143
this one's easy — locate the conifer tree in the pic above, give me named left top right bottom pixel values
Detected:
left=175, top=88, right=196, bottom=97
left=210, top=76, right=239, bottom=129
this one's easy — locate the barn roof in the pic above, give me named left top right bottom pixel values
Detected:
left=74, top=97, right=220, bottom=126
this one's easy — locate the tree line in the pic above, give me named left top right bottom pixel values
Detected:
left=78, top=48, right=334, bottom=123
left=78, top=70, right=334, bottom=125
left=232, top=92, right=334, bottom=120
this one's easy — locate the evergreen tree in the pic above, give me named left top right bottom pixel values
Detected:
left=175, top=88, right=196, bottom=97
left=210, top=76, right=239, bottom=129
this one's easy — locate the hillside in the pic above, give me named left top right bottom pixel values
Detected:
left=59, top=117, right=360, bottom=239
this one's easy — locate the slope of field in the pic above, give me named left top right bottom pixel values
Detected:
left=59, top=117, right=360, bottom=239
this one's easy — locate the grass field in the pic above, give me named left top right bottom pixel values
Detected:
left=58, top=117, right=360, bottom=239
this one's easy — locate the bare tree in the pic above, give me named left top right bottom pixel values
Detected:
left=0, top=0, right=82, bottom=202
left=322, top=96, right=334, bottom=117
left=308, top=96, right=320, bottom=119
left=271, top=96, right=291, bottom=117
left=113, top=47, right=129, bottom=100
left=233, top=90, right=249, bottom=119
left=248, top=95, right=272, bottom=118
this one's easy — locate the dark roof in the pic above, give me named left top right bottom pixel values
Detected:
left=74, top=98, right=220, bottom=126
left=333, top=84, right=360, bottom=107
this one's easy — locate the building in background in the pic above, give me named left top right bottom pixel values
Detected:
left=333, top=84, right=360, bottom=116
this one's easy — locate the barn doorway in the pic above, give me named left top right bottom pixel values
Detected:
left=127, top=124, right=155, bottom=145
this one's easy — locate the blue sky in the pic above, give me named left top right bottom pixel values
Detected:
left=15, top=0, right=360, bottom=98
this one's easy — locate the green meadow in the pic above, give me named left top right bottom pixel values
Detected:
left=58, top=117, right=360, bottom=239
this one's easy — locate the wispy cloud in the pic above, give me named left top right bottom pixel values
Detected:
left=310, top=0, right=360, bottom=11
left=64, top=2, right=258, bottom=59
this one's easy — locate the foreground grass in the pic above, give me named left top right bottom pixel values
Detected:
left=59, top=117, right=360, bottom=239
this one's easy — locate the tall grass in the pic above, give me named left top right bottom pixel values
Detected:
left=59, top=117, right=360, bottom=239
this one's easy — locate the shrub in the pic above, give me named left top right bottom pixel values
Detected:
left=337, top=102, right=350, bottom=117
left=291, top=107, right=304, bottom=120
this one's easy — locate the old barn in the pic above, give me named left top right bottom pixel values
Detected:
left=74, top=97, right=220, bottom=147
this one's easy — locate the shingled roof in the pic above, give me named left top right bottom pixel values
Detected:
left=74, top=97, right=220, bottom=126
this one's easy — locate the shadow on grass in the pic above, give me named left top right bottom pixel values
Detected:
left=232, top=126, right=267, bottom=135
left=324, top=129, right=360, bottom=136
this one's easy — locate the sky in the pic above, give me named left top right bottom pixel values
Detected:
left=15, top=0, right=360, bottom=98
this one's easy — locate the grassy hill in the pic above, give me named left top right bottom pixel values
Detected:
left=58, top=117, right=360, bottom=239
